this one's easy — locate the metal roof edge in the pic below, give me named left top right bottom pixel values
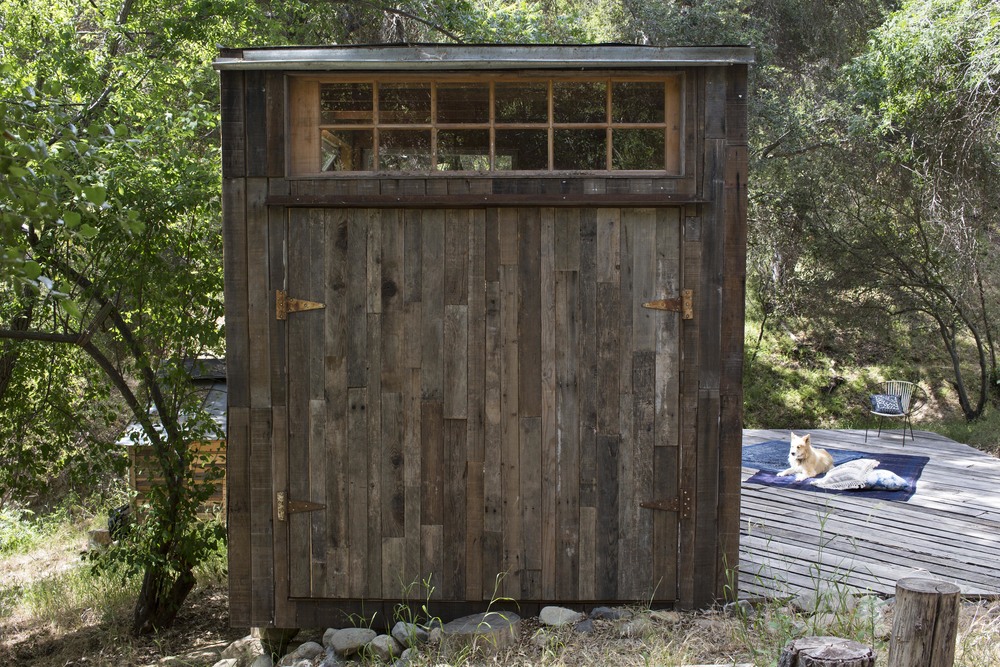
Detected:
left=213, top=44, right=755, bottom=70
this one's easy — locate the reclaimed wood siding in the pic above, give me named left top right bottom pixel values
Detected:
left=283, top=206, right=684, bottom=604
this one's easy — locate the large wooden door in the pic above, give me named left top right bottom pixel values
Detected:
left=281, top=206, right=687, bottom=603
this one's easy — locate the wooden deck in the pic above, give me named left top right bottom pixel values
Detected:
left=739, top=428, right=1000, bottom=601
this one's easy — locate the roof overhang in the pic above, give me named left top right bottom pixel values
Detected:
left=213, top=44, right=755, bottom=71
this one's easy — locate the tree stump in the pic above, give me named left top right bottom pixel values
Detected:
left=778, top=636, right=875, bottom=667
left=888, top=577, right=961, bottom=667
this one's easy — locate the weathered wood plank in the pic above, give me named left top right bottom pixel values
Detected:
left=483, top=281, right=503, bottom=596
left=305, top=398, right=326, bottom=597
left=578, top=505, right=596, bottom=600
left=246, top=180, right=271, bottom=408
left=553, top=208, right=580, bottom=272
left=628, top=350, right=656, bottom=599
left=347, top=387, right=369, bottom=598
left=652, top=445, right=679, bottom=601
left=367, top=209, right=383, bottom=315
left=465, top=459, right=484, bottom=601
left=403, top=369, right=422, bottom=587
left=596, top=433, right=620, bottom=599
left=596, top=208, right=621, bottom=283
left=693, top=389, right=721, bottom=606
left=227, top=406, right=251, bottom=626
left=271, top=405, right=293, bottom=624
left=382, top=392, right=405, bottom=540
left=577, top=209, right=598, bottom=509
left=420, top=401, right=444, bottom=528
left=499, top=264, right=522, bottom=598
left=444, top=305, right=469, bottom=420
left=467, top=210, right=487, bottom=463
left=346, top=210, right=368, bottom=388
left=268, top=204, right=287, bottom=406
left=554, top=269, right=580, bottom=600
left=366, top=310, right=383, bottom=597
left=539, top=209, right=558, bottom=599
left=245, top=70, right=268, bottom=177
left=222, top=178, right=249, bottom=409
left=443, top=418, right=467, bottom=600
left=381, top=209, right=405, bottom=394
left=518, top=208, right=542, bottom=418
left=382, top=537, right=406, bottom=599
left=498, top=208, right=518, bottom=266
left=220, top=71, right=245, bottom=178
left=286, top=208, right=312, bottom=599
left=445, top=209, right=469, bottom=305
left=421, top=210, right=445, bottom=401
left=325, top=208, right=350, bottom=598
left=519, top=416, right=542, bottom=599
left=420, top=524, right=443, bottom=601
left=403, top=209, right=422, bottom=304
left=655, top=208, right=682, bottom=449
left=265, top=71, right=285, bottom=178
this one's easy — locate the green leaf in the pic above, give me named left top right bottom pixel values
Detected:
left=78, top=224, right=99, bottom=240
left=83, top=186, right=107, bottom=206
left=59, top=299, right=81, bottom=319
left=63, top=211, right=81, bottom=228
left=23, top=261, right=42, bottom=280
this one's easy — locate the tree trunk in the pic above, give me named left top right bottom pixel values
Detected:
left=132, top=563, right=196, bottom=634
left=888, top=578, right=960, bottom=667
left=778, top=636, right=875, bottom=667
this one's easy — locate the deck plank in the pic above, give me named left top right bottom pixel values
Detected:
left=740, top=429, right=1000, bottom=600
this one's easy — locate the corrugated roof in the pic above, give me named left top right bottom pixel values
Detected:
left=214, top=43, right=755, bottom=70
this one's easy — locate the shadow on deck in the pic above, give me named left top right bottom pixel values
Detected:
left=740, top=428, right=1000, bottom=600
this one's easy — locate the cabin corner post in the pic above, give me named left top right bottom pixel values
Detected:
left=717, top=62, right=750, bottom=602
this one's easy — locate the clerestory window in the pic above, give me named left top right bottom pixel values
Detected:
left=288, top=75, right=683, bottom=176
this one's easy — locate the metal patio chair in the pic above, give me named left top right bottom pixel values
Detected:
left=865, top=380, right=926, bottom=443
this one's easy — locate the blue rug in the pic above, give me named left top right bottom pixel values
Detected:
left=743, top=439, right=929, bottom=502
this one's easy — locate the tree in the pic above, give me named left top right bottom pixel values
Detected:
left=1, top=0, right=230, bottom=632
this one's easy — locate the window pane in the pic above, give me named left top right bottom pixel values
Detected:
left=553, top=82, right=606, bottom=123
left=495, top=82, right=548, bottom=123
left=437, top=84, right=489, bottom=124
left=379, top=83, right=431, bottom=124
left=554, top=129, right=606, bottom=170
left=320, top=83, right=373, bottom=125
left=612, top=82, right=665, bottom=124
left=437, top=130, right=490, bottom=171
left=322, top=130, right=373, bottom=171
left=495, top=129, right=547, bottom=170
left=379, top=130, right=431, bottom=170
left=612, top=129, right=664, bottom=170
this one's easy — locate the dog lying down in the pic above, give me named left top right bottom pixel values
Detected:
left=777, top=432, right=834, bottom=481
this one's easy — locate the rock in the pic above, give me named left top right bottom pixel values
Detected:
left=792, top=585, right=856, bottom=615
left=392, top=621, right=430, bottom=647
left=159, top=644, right=228, bottom=666
left=322, top=627, right=338, bottom=648
left=211, top=660, right=238, bottom=667
left=725, top=600, right=755, bottom=617
left=250, top=656, right=274, bottom=667
left=440, top=611, right=522, bottom=657
left=257, top=628, right=299, bottom=659
left=329, top=627, right=377, bottom=657
left=394, top=647, right=415, bottom=666
left=539, top=605, right=585, bottom=627
left=222, top=635, right=264, bottom=662
left=531, top=628, right=554, bottom=649
left=427, top=626, right=443, bottom=644
left=619, top=616, right=652, bottom=638
left=650, top=610, right=683, bottom=623
left=574, top=619, right=595, bottom=634
left=369, top=634, right=403, bottom=662
left=589, top=606, right=632, bottom=621
left=278, top=641, right=324, bottom=666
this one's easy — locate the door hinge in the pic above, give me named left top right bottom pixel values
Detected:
left=640, top=490, right=692, bottom=519
left=642, top=289, right=694, bottom=320
left=275, top=290, right=326, bottom=321
left=276, top=490, right=327, bottom=522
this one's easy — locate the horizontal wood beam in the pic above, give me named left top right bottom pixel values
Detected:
left=266, top=194, right=707, bottom=209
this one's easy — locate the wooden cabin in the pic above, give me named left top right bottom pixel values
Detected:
left=120, top=359, right=228, bottom=515
left=216, top=44, right=752, bottom=629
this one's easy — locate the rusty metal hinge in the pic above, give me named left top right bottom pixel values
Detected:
left=275, top=290, right=326, bottom=321
left=275, top=490, right=327, bottom=522
left=642, top=289, right=694, bottom=320
left=640, top=489, right=692, bottom=519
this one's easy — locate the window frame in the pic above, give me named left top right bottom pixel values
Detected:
left=287, top=72, right=685, bottom=177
